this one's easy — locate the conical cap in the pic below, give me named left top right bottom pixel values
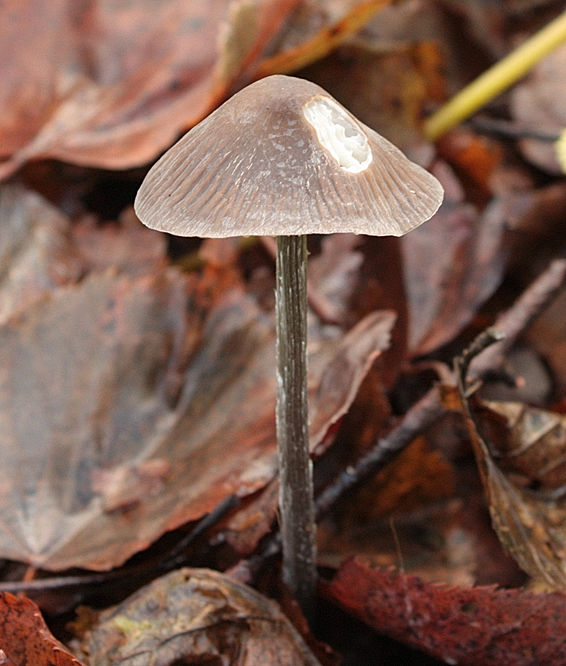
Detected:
left=135, top=75, right=443, bottom=238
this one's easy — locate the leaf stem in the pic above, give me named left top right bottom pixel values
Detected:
left=424, top=8, right=566, bottom=141
left=276, top=234, right=316, bottom=613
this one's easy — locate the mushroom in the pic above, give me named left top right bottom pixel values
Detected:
left=134, top=75, right=443, bottom=613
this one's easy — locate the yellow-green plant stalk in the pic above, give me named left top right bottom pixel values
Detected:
left=424, top=9, right=566, bottom=141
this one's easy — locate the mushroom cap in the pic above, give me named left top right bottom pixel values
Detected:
left=135, top=75, right=443, bottom=238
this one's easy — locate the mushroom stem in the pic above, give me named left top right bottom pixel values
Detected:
left=275, top=234, right=317, bottom=612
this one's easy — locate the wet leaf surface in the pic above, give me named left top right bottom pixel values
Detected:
left=322, top=556, right=566, bottom=666
left=0, top=592, right=83, bottom=666
left=0, top=184, right=396, bottom=569
left=80, top=568, right=322, bottom=666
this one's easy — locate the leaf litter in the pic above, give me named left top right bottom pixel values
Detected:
left=4, top=2, right=566, bottom=664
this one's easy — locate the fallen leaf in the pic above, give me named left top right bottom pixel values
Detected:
left=306, top=234, right=363, bottom=324
left=0, top=592, right=83, bottom=666
left=79, top=568, right=322, bottom=666
left=0, top=184, right=82, bottom=324
left=0, top=257, right=395, bottom=570
left=0, top=0, right=298, bottom=177
left=257, top=0, right=391, bottom=76
left=223, top=310, right=397, bottom=555
left=481, top=401, right=566, bottom=491
left=322, top=556, right=566, bottom=666
left=456, top=357, right=566, bottom=591
left=0, top=269, right=194, bottom=570
left=71, top=208, right=167, bottom=277
left=403, top=161, right=509, bottom=356
left=511, top=42, right=566, bottom=175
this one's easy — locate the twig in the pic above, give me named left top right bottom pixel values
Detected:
left=470, top=258, right=566, bottom=378
left=229, top=258, right=566, bottom=582
left=424, top=9, right=566, bottom=140
left=314, top=387, right=446, bottom=519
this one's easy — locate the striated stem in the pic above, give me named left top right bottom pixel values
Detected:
left=276, top=234, right=316, bottom=612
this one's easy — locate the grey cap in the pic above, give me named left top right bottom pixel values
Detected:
left=135, top=75, right=443, bottom=238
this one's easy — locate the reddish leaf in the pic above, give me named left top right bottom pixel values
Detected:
left=322, top=557, right=566, bottom=666
left=0, top=0, right=298, bottom=177
left=224, top=311, right=396, bottom=554
left=0, top=592, right=83, bottom=666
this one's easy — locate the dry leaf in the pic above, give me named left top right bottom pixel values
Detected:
left=0, top=254, right=395, bottom=571
left=224, top=310, right=396, bottom=554
left=511, top=42, right=566, bottom=175
left=0, top=0, right=297, bottom=177
left=456, top=356, right=566, bottom=591
left=307, top=234, right=363, bottom=324
left=256, top=0, right=391, bottom=76
left=481, top=401, right=566, bottom=491
left=0, top=592, right=84, bottom=666
left=403, top=162, right=509, bottom=356
left=79, top=568, right=322, bottom=666
left=0, top=269, right=193, bottom=570
left=322, top=556, right=566, bottom=666
left=0, top=184, right=82, bottom=324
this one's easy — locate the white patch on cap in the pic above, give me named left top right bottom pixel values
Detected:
left=302, top=96, right=372, bottom=173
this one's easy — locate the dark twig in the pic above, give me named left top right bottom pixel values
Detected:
left=470, top=258, right=566, bottom=378
left=228, top=258, right=566, bottom=583
left=314, top=387, right=446, bottom=519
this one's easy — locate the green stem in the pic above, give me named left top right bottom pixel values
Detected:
left=424, top=8, right=566, bottom=141
left=276, top=234, right=316, bottom=612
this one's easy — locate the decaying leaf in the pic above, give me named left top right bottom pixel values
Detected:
left=322, top=556, right=566, bottom=666
left=79, top=568, right=322, bottom=666
left=0, top=207, right=395, bottom=571
left=403, top=161, right=509, bottom=356
left=256, top=0, right=391, bottom=76
left=0, top=269, right=193, bottom=570
left=481, top=401, right=566, bottom=492
left=511, top=42, right=566, bottom=175
left=456, top=341, right=566, bottom=591
left=0, top=592, right=84, bottom=666
left=0, top=0, right=298, bottom=177
left=0, top=0, right=392, bottom=178
left=0, top=184, right=82, bottom=324
left=224, top=311, right=396, bottom=554
left=306, top=234, right=363, bottom=324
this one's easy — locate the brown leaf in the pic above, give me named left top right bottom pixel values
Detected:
left=511, top=42, right=566, bottom=175
left=80, top=568, right=322, bottom=666
left=306, top=234, right=363, bottom=324
left=71, top=208, right=167, bottom=277
left=0, top=184, right=82, bottom=324
left=455, top=357, right=566, bottom=591
left=481, top=401, right=566, bottom=491
left=0, top=270, right=194, bottom=570
left=0, top=0, right=297, bottom=177
left=403, top=161, right=509, bottom=355
left=257, top=0, right=391, bottom=76
left=224, top=311, right=397, bottom=555
left=322, top=556, right=566, bottom=666
left=0, top=592, right=83, bottom=666
left=0, top=257, right=394, bottom=570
